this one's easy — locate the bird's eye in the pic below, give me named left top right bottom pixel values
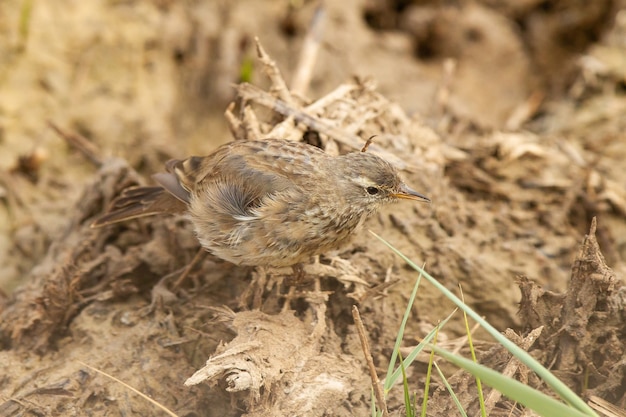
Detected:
left=366, top=186, right=379, bottom=195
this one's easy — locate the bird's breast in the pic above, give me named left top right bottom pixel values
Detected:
left=189, top=186, right=374, bottom=267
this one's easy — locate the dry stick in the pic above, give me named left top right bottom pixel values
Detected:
left=588, top=395, right=626, bottom=417
left=290, top=4, right=326, bottom=97
left=352, top=305, right=389, bottom=417
left=356, top=277, right=397, bottom=304
left=304, top=82, right=359, bottom=113
left=266, top=115, right=298, bottom=141
left=48, top=121, right=103, bottom=167
left=254, top=38, right=295, bottom=106
left=78, top=361, right=179, bottom=417
left=308, top=289, right=328, bottom=340
left=281, top=285, right=296, bottom=313
left=251, top=266, right=268, bottom=310
left=236, top=83, right=410, bottom=171
left=172, top=248, right=207, bottom=290
left=224, top=102, right=244, bottom=140
left=481, top=327, right=544, bottom=416
left=242, top=105, right=262, bottom=140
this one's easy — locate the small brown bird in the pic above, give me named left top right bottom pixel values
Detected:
left=92, top=139, right=430, bottom=269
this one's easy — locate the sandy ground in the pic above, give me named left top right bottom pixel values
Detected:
left=1, top=1, right=625, bottom=416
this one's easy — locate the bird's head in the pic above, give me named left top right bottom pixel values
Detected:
left=337, top=152, right=430, bottom=210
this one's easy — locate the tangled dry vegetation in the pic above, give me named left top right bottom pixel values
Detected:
left=1, top=1, right=625, bottom=416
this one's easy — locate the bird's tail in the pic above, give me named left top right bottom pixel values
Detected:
left=91, top=186, right=187, bottom=227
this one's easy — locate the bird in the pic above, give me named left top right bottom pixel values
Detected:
left=92, top=138, right=430, bottom=270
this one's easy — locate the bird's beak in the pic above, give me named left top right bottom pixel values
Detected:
left=394, top=183, right=431, bottom=203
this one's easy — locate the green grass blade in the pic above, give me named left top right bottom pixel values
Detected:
left=430, top=346, right=592, bottom=417
left=386, top=308, right=456, bottom=388
left=420, top=325, right=438, bottom=417
left=398, top=350, right=415, bottom=417
left=461, top=290, right=486, bottom=417
left=385, top=273, right=423, bottom=391
left=370, top=231, right=598, bottom=417
left=370, top=388, right=379, bottom=417
left=433, top=362, right=468, bottom=417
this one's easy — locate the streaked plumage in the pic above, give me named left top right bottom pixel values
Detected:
left=92, top=139, right=429, bottom=267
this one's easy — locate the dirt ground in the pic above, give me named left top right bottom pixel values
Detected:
left=1, top=1, right=625, bottom=416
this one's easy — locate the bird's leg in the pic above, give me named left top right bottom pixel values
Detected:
left=279, top=263, right=306, bottom=311
left=284, top=262, right=308, bottom=287
left=172, top=248, right=207, bottom=290
left=239, top=266, right=269, bottom=309
left=252, top=266, right=268, bottom=309
left=292, top=263, right=306, bottom=281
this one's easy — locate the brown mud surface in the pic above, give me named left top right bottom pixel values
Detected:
left=1, top=1, right=625, bottom=416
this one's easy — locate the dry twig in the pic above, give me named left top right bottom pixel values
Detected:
left=236, top=83, right=410, bottom=169
left=255, top=38, right=294, bottom=106
left=352, top=305, right=389, bottom=417
left=291, top=5, right=325, bottom=97
left=48, top=121, right=103, bottom=167
left=482, top=327, right=543, bottom=415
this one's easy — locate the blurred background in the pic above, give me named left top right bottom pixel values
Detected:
left=0, top=0, right=625, bottom=292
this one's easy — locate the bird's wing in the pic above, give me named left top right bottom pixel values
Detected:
left=171, top=138, right=323, bottom=186
left=92, top=140, right=326, bottom=228
left=170, top=139, right=326, bottom=188
left=176, top=140, right=328, bottom=222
